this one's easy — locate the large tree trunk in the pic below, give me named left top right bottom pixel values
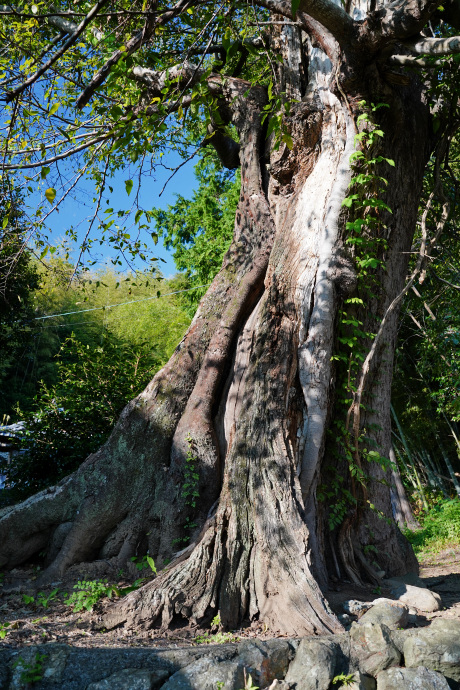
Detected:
left=0, top=20, right=432, bottom=636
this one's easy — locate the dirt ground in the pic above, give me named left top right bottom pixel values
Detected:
left=1, top=547, right=459, bottom=651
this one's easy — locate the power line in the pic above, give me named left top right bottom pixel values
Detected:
left=33, top=283, right=211, bottom=321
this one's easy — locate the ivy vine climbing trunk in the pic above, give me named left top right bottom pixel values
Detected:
left=0, top=0, right=438, bottom=636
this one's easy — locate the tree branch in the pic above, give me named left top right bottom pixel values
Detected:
left=76, top=0, right=195, bottom=109
left=5, top=0, right=110, bottom=102
left=404, top=35, right=460, bottom=55
left=252, top=0, right=355, bottom=46
left=388, top=54, right=445, bottom=66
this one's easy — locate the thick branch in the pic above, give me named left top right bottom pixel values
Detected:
left=363, top=0, right=440, bottom=49
left=76, top=0, right=194, bottom=109
left=252, top=0, right=355, bottom=46
left=388, top=54, right=444, bottom=66
left=404, top=35, right=460, bottom=54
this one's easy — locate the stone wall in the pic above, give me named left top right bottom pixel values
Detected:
left=0, top=618, right=459, bottom=689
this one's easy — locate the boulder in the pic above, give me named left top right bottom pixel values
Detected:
left=284, top=638, right=342, bottom=689
left=376, top=666, right=450, bottom=689
left=160, top=657, right=244, bottom=690
left=350, top=622, right=401, bottom=676
left=357, top=601, right=409, bottom=630
left=343, top=600, right=371, bottom=616
left=9, top=645, right=70, bottom=690
left=390, top=584, right=441, bottom=613
left=237, top=639, right=293, bottom=687
left=403, top=618, right=460, bottom=684
left=87, top=669, right=163, bottom=690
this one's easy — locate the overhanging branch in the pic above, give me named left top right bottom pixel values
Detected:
left=76, top=0, right=196, bottom=109
left=388, top=54, right=445, bottom=66
left=404, top=35, right=460, bottom=55
left=252, top=0, right=355, bottom=46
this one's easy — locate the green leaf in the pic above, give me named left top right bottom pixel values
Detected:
left=45, top=188, right=56, bottom=203
left=125, top=180, right=134, bottom=196
left=282, top=132, right=294, bottom=150
left=49, top=102, right=60, bottom=116
left=41, top=166, right=51, bottom=180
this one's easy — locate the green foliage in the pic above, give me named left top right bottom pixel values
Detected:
left=172, top=435, right=200, bottom=546
left=0, top=182, right=40, bottom=415
left=194, top=630, right=240, bottom=645
left=405, top=499, right=460, bottom=557
left=323, top=103, right=395, bottom=530
left=154, top=156, right=239, bottom=315
left=1, top=331, right=158, bottom=503
left=13, top=652, right=47, bottom=685
left=332, top=673, right=355, bottom=686
left=0, top=622, right=10, bottom=639
left=64, top=580, right=113, bottom=612
left=130, top=554, right=157, bottom=574
left=22, top=589, right=59, bottom=609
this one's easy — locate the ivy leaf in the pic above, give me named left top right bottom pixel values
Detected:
left=125, top=180, right=133, bottom=196
left=45, top=188, right=56, bottom=203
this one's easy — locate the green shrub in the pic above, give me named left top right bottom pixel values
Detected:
left=405, top=499, right=460, bottom=557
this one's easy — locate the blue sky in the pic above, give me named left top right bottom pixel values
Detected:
left=26, top=149, right=198, bottom=279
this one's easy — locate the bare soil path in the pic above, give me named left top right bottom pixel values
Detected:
left=1, top=547, right=459, bottom=652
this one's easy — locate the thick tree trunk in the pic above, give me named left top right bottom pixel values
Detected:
left=0, top=22, right=433, bottom=635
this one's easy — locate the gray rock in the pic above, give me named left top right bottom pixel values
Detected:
left=267, top=682, right=296, bottom=690
left=284, top=638, right=341, bottom=689
left=403, top=618, right=460, bottom=683
left=376, top=666, right=450, bottom=689
left=343, top=600, right=371, bottom=615
left=87, top=668, right=162, bottom=690
left=357, top=601, right=409, bottom=629
left=9, top=645, right=69, bottom=689
left=391, top=585, right=442, bottom=613
left=237, top=639, right=293, bottom=687
left=160, top=657, right=244, bottom=690
left=350, top=622, right=401, bottom=676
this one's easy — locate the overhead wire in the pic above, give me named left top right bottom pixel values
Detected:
left=32, top=283, right=211, bottom=321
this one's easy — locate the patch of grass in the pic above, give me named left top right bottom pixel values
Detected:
left=194, top=630, right=240, bottom=645
left=405, top=499, right=460, bottom=560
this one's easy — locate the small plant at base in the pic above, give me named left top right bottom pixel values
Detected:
left=37, top=588, right=59, bottom=608
left=130, top=554, right=157, bottom=574
left=240, top=670, right=259, bottom=690
left=13, top=652, right=47, bottom=685
left=174, top=435, right=200, bottom=545
left=194, top=630, right=240, bottom=645
left=0, top=622, right=10, bottom=639
left=64, top=580, right=113, bottom=612
left=332, top=672, right=355, bottom=686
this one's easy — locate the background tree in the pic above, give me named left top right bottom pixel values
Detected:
left=0, top=181, right=40, bottom=415
left=153, top=154, right=239, bottom=314
left=0, top=0, right=459, bottom=637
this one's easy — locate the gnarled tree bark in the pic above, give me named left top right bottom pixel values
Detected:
left=0, top=0, right=442, bottom=636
